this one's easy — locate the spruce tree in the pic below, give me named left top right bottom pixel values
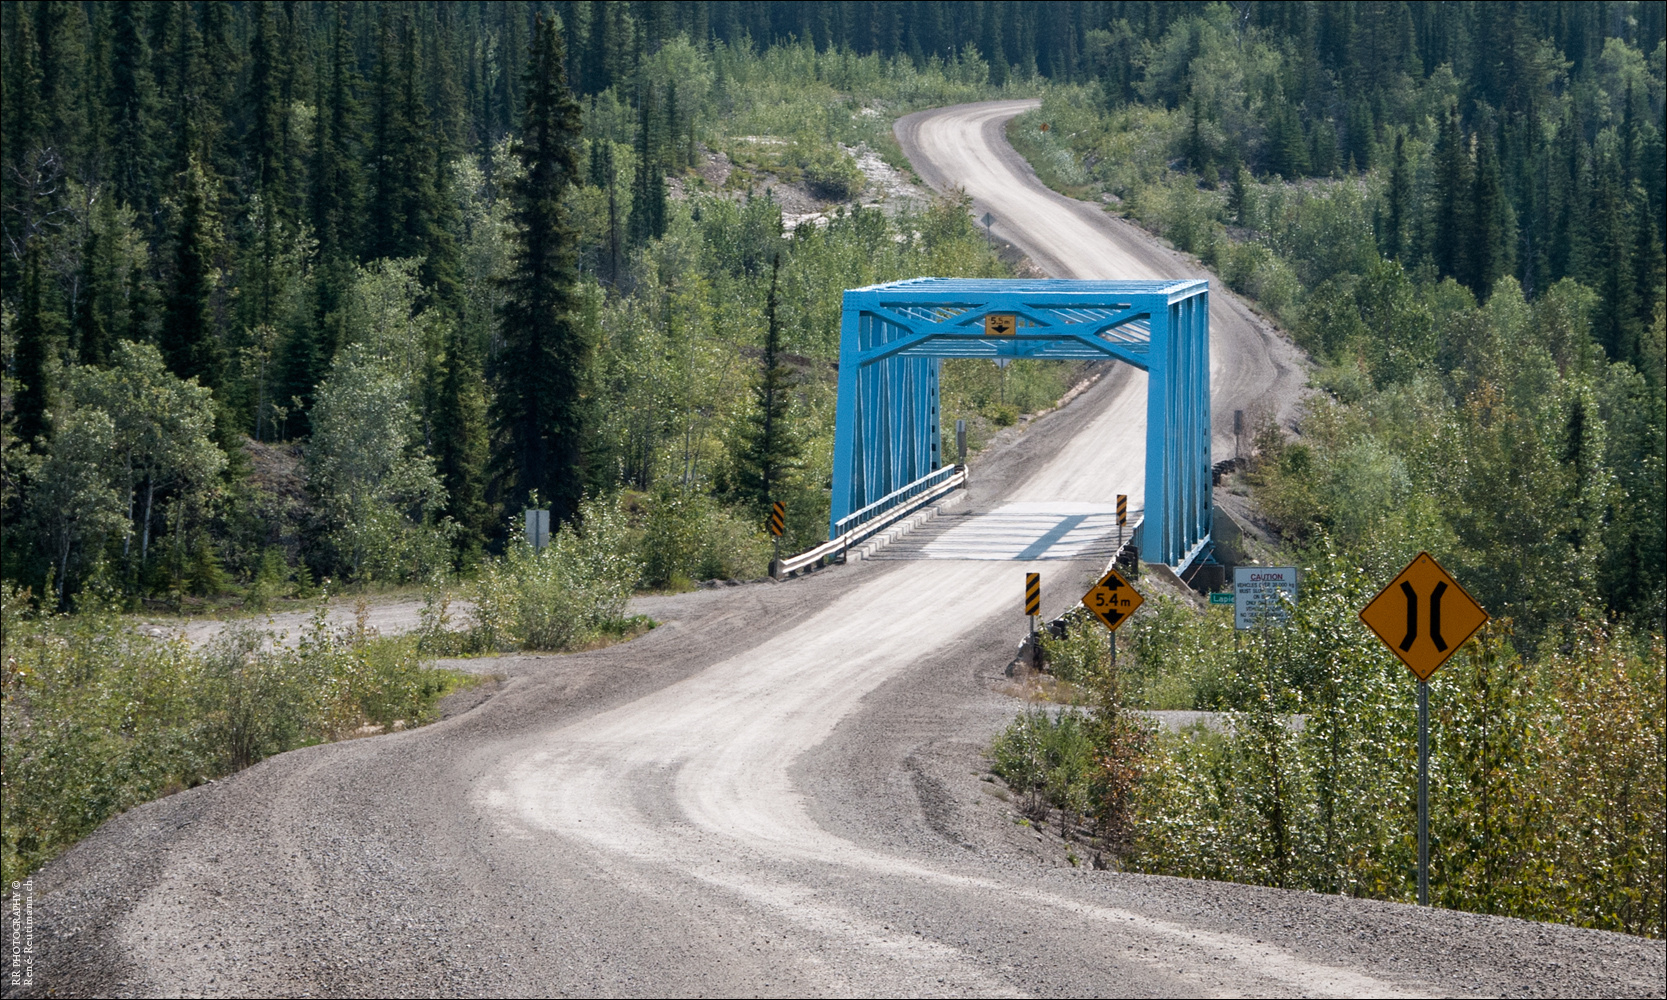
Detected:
left=491, top=14, right=588, bottom=524
left=247, top=2, right=290, bottom=220
left=1589, top=152, right=1639, bottom=362
left=34, top=1, right=87, bottom=167
left=1385, top=132, right=1410, bottom=260
left=629, top=83, right=667, bottom=246
left=73, top=195, right=123, bottom=366
left=1433, top=107, right=1473, bottom=283
left=13, top=243, right=64, bottom=449
left=1468, top=127, right=1515, bottom=297
left=159, top=158, right=223, bottom=389
left=732, top=257, right=801, bottom=515
left=434, top=323, right=491, bottom=558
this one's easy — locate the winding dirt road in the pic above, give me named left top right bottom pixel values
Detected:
left=6, top=103, right=1659, bottom=999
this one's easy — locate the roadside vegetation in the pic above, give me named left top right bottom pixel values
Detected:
left=0, top=583, right=477, bottom=888
left=993, top=3, right=1665, bottom=938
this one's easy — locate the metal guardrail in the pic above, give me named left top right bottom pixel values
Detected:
left=833, top=464, right=963, bottom=538
left=773, top=466, right=968, bottom=578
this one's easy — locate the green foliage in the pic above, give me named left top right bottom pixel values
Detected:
left=466, top=495, right=641, bottom=652
left=1081, top=544, right=1666, bottom=937
left=306, top=345, right=451, bottom=583
left=637, top=486, right=770, bottom=590
left=990, top=708, right=1097, bottom=821
left=1, top=584, right=474, bottom=887
left=492, top=14, right=588, bottom=524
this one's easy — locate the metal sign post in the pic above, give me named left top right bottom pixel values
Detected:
left=955, top=418, right=966, bottom=465
left=1359, top=551, right=1489, bottom=908
left=1418, top=679, right=1429, bottom=906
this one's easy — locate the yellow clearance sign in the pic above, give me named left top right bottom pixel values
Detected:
left=1082, top=569, right=1143, bottom=632
left=1359, top=552, right=1488, bottom=681
left=984, top=314, right=1016, bottom=337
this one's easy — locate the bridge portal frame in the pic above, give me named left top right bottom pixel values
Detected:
left=830, top=278, right=1211, bottom=568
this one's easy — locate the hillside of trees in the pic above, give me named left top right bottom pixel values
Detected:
left=1, top=1, right=1040, bottom=608
left=991, top=2, right=1663, bottom=936
left=5, top=2, right=1661, bottom=616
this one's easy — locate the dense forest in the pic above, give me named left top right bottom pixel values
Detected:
left=1, top=0, right=1029, bottom=606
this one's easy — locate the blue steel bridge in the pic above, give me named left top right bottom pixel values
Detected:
left=821, top=278, right=1212, bottom=571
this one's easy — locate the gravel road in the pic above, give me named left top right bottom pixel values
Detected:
left=5, top=102, right=1660, bottom=999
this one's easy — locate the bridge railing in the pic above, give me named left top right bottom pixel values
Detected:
left=833, top=464, right=963, bottom=539
left=773, top=465, right=967, bottom=578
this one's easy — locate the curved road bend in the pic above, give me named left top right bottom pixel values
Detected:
left=8, top=104, right=1660, bottom=998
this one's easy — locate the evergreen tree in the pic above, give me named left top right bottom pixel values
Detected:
left=1468, top=126, right=1515, bottom=297
left=732, top=257, right=801, bottom=515
left=433, top=323, right=491, bottom=557
left=491, top=14, right=588, bottom=523
left=286, top=1, right=362, bottom=438
left=159, top=158, right=223, bottom=389
left=72, top=195, right=125, bottom=366
left=247, top=2, right=291, bottom=220
left=1433, top=107, right=1473, bottom=282
left=13, top=243, right=64, bottom=449
left=1589, top=152, right=1639, bottom=362
left=34, top=0, right=88, bottom=167
left=629, top=82, right=667, bottom=246
left=368, top=13, right=407, bottom=260
left=1385, top=132, right=1410, bottom=260
left=107, top=0, right=153, bottom=212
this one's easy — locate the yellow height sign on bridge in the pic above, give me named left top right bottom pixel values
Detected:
left=1082, top=568, right=1143, bottom=632
left=1359, top=552, right=1488, bottom=681
left=984, top=313, right=1017, bottom=337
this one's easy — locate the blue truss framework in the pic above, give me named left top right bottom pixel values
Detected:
left=830, top=278, right=1212, bottom=568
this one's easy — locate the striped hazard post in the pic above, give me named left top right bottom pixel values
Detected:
left=1117, top=493, right=1128, bottom=550
left=1025, top=572, right=1041, bottom=669
left=767, top=501, right=786, bottom=577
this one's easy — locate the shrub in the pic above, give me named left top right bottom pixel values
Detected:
left=468, top=496, right=642, bottom=651
left=0, top=584, right=472, bottom=886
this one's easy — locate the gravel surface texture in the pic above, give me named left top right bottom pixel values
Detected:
left=4, top=101, right=1660, bottom=999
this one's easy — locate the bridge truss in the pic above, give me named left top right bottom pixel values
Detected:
left=830, top=278, right=1212, bottom=568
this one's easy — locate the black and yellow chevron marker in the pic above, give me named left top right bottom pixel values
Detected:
left=1025, top=572, right=1040, bottom=617
left=1117, top=494, right=1128, bottom=527
left=767, top=501, right=785, bottom=537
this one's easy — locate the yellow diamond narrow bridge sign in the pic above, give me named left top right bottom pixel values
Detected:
left=1082, top=569, right=1143, bottom=632
left=1359, top=552, right=1488, bottom=681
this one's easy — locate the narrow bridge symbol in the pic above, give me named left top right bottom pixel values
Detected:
left=829, top=278, right=1212, bottom=569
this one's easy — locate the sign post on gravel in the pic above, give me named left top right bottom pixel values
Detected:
left=1359, top=552, right=1489, bottom=907
left=1082, top=569, right=1143, bottom=667
left=1025, top=572, right=1041, bottom=667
